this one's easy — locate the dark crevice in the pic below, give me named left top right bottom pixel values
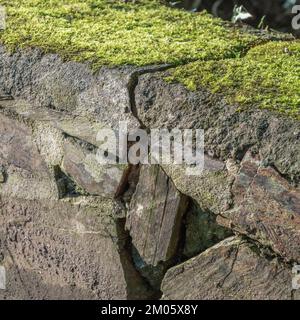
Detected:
left=53, top=165, right=86, bottom=198
left=115, top=218, right=162, bottom=300
left=127, top=64, right=175, bottom=127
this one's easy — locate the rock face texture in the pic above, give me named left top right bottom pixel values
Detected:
left=0, top=0, right=299, bottom=300
left=126, top=165, right=188, bottom=267
left=0, top=196, right=147, bottom=300
left=221, top=152, right=300, bottom=263
left=161, top=237, right=293, bottom=300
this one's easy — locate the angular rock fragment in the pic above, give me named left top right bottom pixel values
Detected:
left=126, top=165, right=188, bottom=266
left=0, top=114, right=59, bottom=200
left=161, top=237, right=294, bottom=300
left=0, top=196, right=152, bottom=300
left=221, top=152, right=300, bottom=263
left=62, top=140, right=130, bottom=198
left=162, top=155, right=233, bottom=214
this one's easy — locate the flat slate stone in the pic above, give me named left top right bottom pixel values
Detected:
left=161, top=237, right=294, bottom=300
left=126, top=165, right=188, bottom=266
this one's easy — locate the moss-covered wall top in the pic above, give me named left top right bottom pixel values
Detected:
left=168, top=41, right=300, bottom=119
left=0, top=0, right=299, bottom=119
left=0, top=0, right=256, bottom=67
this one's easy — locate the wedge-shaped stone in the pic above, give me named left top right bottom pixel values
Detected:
left=161, top=237, right=294, bottom=300
left=221, top=152, right=300, bottom=263
left=126, top=165, right=188, bottom=266
left=62, top=140, right=130, bottom=198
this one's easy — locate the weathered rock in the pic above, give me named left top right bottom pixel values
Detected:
left=62, top=140, right=130, bottom=198
left=0, top=1, right=298, bottom=300
left=220, top=152, right=300, bottom=263
left=135, top=72, right=300, bottom=185
left=126, top=165, right=188, bottom=266
left=162, top=155, right=233, bottom=214
left=161, top=237, right=294, bottom=300
left=0, top=195, right=153, bottom=300
left=0, top=46, right=140, bottom=146
left=0, top=113, right=59, bottom=200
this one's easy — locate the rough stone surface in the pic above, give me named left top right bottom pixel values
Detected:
left=0, top=195, right=153, bottom=300
left=62, top=140, right=130, bottom=197
left=0, top=113, right=59, bottom=200
left=161, top=237, right=294, bottom=300
left=162, top=156, right=233, bottom=214
left=136, top=72, right=300, bottom=185
left=0, top=4, right=299, bottom=299
left=221, top=152, right=300, bottom=263
left=0, top=46, right=140, bottom=146
left=126, top=165, right=188, bottom=266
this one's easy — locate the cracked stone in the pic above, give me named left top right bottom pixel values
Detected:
left=161, top=236, right=294, bottom=300
left=221, top=151, right=300, bottom=263
left=126, top=165, right=188, bottom=266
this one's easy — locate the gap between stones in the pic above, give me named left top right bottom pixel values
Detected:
left=0, top=50, right=296, bottom=299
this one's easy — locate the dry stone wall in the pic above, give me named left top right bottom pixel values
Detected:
left=0, top=40, right=299, bottom=300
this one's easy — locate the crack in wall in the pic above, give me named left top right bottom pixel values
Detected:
left=0, top=48, right=298, bottom=299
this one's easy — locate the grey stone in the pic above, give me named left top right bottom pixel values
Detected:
left=126, top=165, right=188, bottom=266
left=62, top=140, right=131, bottom=198
left=0, top=196, right=153, bottom=300
left=161, top=237, right=294, bottom=300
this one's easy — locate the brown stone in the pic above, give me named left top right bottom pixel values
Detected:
left=0, top=196, right=152, bottom=300
left=126, top=165, right=188, bottom=266
left=161, top=237, right=294, bottom=300
left=222, top=152, right=300, bottom=263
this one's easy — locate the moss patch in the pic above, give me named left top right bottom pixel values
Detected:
left=0, top=0, right=257, bottom=68
left=0, top=0, right=297, bottom=119
left=168, top=41, right=300, bottom=119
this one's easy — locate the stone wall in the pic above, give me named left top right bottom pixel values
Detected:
left=0, top=43, right=299, bottom=300
left=0, top=0, right=299, bottom=301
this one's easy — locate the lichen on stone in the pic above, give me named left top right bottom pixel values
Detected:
left=0, top=0, right=256, bottom=68
left=167, top=41, right=300, bottom=119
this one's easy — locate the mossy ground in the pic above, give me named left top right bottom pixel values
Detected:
left=168, top=41, right=300, bottom=119
left=0, top=0, right=256, bottom=67
left=0, top=0, right=298, bottom=119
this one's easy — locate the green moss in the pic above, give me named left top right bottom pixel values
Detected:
left=0, top=0, right=257, bottom=67
left=0, top=1, right=297, bottom=119
left=168, top=41, right=300, bottom=119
